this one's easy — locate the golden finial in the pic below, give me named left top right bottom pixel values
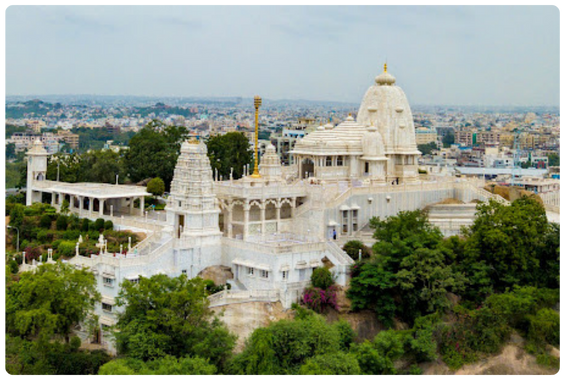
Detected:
left=384, top=62, right=387, bottom=73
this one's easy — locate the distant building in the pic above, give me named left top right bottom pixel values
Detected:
left=57, top=130, right=80, bottom=150
left=415, top=127, right=438, bottom=145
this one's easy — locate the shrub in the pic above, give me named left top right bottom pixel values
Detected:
left=298, top=351, right=361, bottom=375
left=81, top=218, right=90, bottom=232
left=302, top=286, right=338, bottom=313
left=311, top=267, right=334, bottom=290
left=68, top=215, right=81, bottom=230
left=62, top=229, right=81, bottom=241
left=9, top=260, right=19, bottom=274
left=56, top=215, right=68, bottom=231
left=40, top=214, right=53, bottom=229
left=57, top=241, right=76, bottom=258
left=37, top=229, right=50, bottom=244
left=93, top=219, right=105, bottom=232
left=2, top=202, right=14, bottom=217
left=334, top=319, right=356, bottom=350
left=104, top=220, right=114, bottom=231
left=23, top=246, right=42, bottom=263
left=343, top=240, right=372, bottom=261
left=147, top=177, right=165, bottom=196
left=526, top=308, right=559, bottom=347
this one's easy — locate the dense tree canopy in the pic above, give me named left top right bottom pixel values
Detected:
left=6, top=262, right=100, bottom=342
left=417, top=142, right=438, bottom=155
left=46, top=150, right=126, bottom=184
left=124, top=120, right=189, bottom=189
left=229, top=310, right=350, bottom=374
left=206, top=132, right=253, bottom=180
left=98, top=356, right=217, bottom=375
left=113, top=274, right=236, bottom=370
left=461, top=196, right=556, bottom=290
left=442, top=130, right=455, bottom=147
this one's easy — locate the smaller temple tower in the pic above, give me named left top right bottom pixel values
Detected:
left=26, top=139, right=48, bottom=205
left=166, top=138, right=222, bottom=247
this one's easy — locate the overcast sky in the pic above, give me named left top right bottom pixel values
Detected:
left=6, top=6, right=560, bottom=106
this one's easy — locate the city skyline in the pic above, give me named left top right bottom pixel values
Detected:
left=6, top=5, right=560, bottom=107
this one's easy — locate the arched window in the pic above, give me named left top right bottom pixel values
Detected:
left=326, top=156, right=333, bottom=166
left=337, top=156, right=343, bottom=166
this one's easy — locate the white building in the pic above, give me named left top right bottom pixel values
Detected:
left=23, top=66, right=530, bottom=352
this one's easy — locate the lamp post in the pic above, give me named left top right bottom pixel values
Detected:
left=7, top=225, right=19, bottom=253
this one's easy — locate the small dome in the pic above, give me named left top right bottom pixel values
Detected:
left=324, top=122, right=334, bottom=130
left=345, top=113, right=355, bottom=122
left=317, top=125, right=325, bottom=131
left=375, top=63, right=396, bottom=86
left=266, top=143, right=276, bottom=153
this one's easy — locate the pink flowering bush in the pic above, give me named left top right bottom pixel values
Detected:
left=302, top=285, right=339, bottom=313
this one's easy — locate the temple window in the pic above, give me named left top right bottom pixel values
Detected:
left=282, top=271, right=288, bottom=281
left=341, top=210, right=349, bottom=233
left=247, top=267, right=254, bottom=276
left=326, top=156, right=333, bottom=166
left=337, top=156, right=343, bottom=166
left=260, top=270, right=269, bottom=279
left=365, top=162, right=370, bottom=174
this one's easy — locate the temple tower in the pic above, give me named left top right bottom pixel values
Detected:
left=26, top=139, right=48, bottom=205
left=166, top=138, right=221, bottom=246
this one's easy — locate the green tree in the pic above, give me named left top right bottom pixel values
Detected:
left=310, top=266, right=334, bottom=290
left=417, top=142, right=438, bottom=155
left=125, top=120, right=189, bottom=190
left=351, top=330, right=404, bottom=374
left=80, top=149, right=126, bottom=184
left=229, top=313, right=345, bottom=374
left=46, top=153, right=83, bottom=183
left=206, top=132, right=253, bottom=180
left=147, top=177, right=165, bottom=196
left=343, top=240, right=372, bottom=261
left=113, top=274, right=236, bottom=370
left=98, top=356, right=217, bottom=375
left=56, top=215, right=68, bottom=230
left=396, top=247, right=466, bottom=314
left=462, top=197, right=551, bottom=290
left=6, top=262, right=100, bottom=343
left=6, top=142, right=16, bottom=160
left=547, top=153, right=559, bottom=167
left=443, top=130, right=455, bottom=147
left=348, top=263, right=397, bottom=326
left=298, top=351, right=361, bottom=375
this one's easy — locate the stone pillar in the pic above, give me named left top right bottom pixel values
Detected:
left=227, top=205, right=233, bottom=238
left=260, top=202, right=266, bottom=237
left=99, top=199, right=105, bottom=216
left=89, top=197, right=94, bottom=215
left=129, top=197, right=134, bottom=215
left=140, top=197, right=145, bottom=216
left=291, top=197, right=297, bottom=218
left=243, top=202, right=250, bottom=241
left=78, top=196, right=83, bottom=215
left=51, top=193, right=55, bottom=207
left=69, top=195, right=75, bottom=211
left=275, top=199, right=281, bottom=233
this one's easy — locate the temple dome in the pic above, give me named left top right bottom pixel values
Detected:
left=375, top=64, right=396, bottom=86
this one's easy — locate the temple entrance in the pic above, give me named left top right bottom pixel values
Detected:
left=301, top=158, right=314, bottom=179
left=178, top=214, right=185, bottom=238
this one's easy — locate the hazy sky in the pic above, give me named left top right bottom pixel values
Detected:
left=6, top=6, right=560, bottom=106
